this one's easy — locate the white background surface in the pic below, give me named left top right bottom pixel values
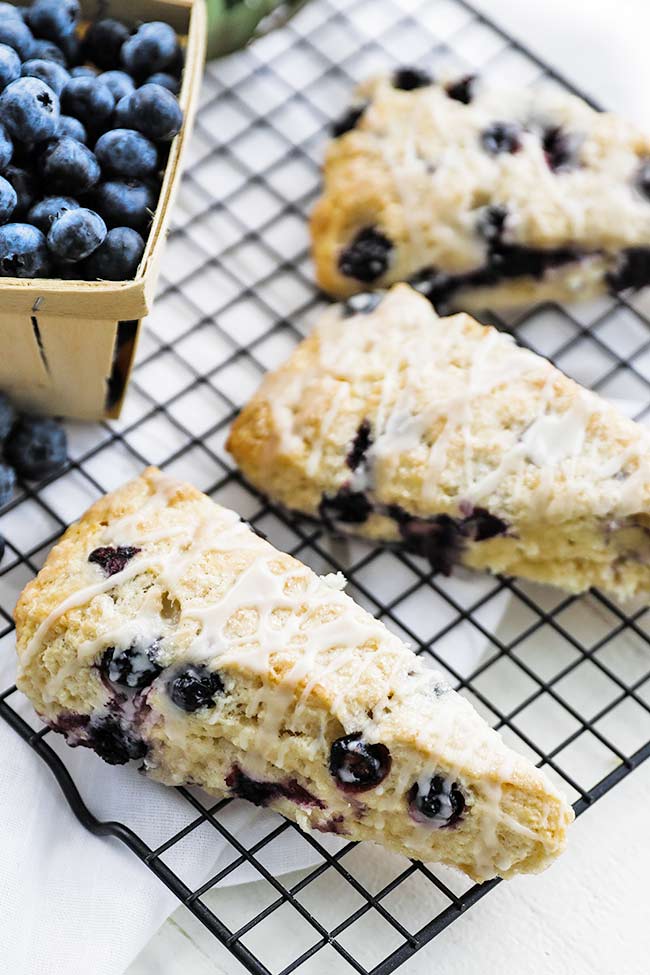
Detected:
left=126, top=2, right=650, bottom=973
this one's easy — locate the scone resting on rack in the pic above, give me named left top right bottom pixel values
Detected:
left=311, top=67, right=650, bottom=310
left=15, top=468, right=572, bottom=882
left=229, top=284, right=650, bottom=601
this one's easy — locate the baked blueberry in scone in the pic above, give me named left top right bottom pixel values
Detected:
left=14, top=468, right=572, bottom=882
left=312, top=69, right=650, bottom=310
left=228, top=284, right=650, bottom=601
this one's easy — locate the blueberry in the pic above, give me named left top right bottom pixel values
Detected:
left=61, top=76, right=115, bottom=129
left=346, top=419, right=372, bottom=471
left=2, top=164, right=35, bottom=216
left=408, top=775, right=465, bottom=827
left=477, top=204, right=508, bottom=242
left=608, top=247, right=650, bottom=292
left=95, top=128, right=158, bottom=180
left=145, top=71, right=180, bottom=95
left=319, top=486, right=372, bottom=526
left=329, top=733, right=391, bottom=792
left=115, top=83, right=183, bottom=142
left=88, top=545, right=140, bottom=576
left=225, top=765, right=324, bottom=809
left=0, top=3, right=24, bottom=20
left=86, top=714, right=147, bottom=765
left=93, top=178, right=157, bottom=231
left=0, top=461, right=15, bottom=507
left=542, top=126, right=574, bottom=172
left=84, top=226, right=144, bottom=280
left=27, top=0, right=79, bottom=44
left=168, top=664, right=224, bottom=712
left=5, top=414, right=67, bottom=477
left=39, top=136, right=100, bottom=194
left=69, top=65, right=97, bottom=78
left=636, top=160, right=650, bottom=200
left=392, top=66, right=433, bottom=91
left=101, top=642, right=162, bottom=689
left=462, top=507, right=507, bottom=542
left=121, top=21, right=180, bottom=78
left=338, top=226, right=393, bottom=283
left=389, top=507, right=465, bottom=575
left=446, top=74, right=475, bottom=104
left=0, top=175, right=17, bottom=224
left=0, top=19, right=33, bottom=60
left=0, top=121, right=13, bottom=169
left=342, top=291, right=383, bottom=317
left=100, top=69, right=135, bottom=103
left=29, top=38, right=65, bottom=64
left=81, top=18, right=130, bottom=71
left=47, top=206, right=106, bottom=262
left=0, top=77, right=60, bottom=143
left=21, top=58, right=69, bottom=96
left=0, top=43, right=20, bottom=92
left=331, top=102, right=367, bottom=137
left=481, top=121, right=522, bottom=155
left=27, top=195, right=77, bottom=234
left=0, top=391, right=15, bottom=440
left=0, top=222, right=48, bottom=277
left=56, top=113, right=85, bottom=142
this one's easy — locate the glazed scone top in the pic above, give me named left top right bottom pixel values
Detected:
left=312, top=70, right=650, bottom=293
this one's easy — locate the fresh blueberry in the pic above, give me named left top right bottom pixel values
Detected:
left=542, top=126, right=575, bottom=172
left=329, top=733, right=391, bottom=792
left=21, top=58, right=69, bottom=96
left=114, top=83, right=183, bottom=141
left=29, top=38, right=66, bottom=64
left=481, top=121, right=522, bottom=155
left=145, top=71, right=180, bottom=95
left=608, top=247, right=650, bottom=292
left=69, top=65, right=97, bottom=78
left=86, top=713, right=147, bottom=765
left=319, top=486, right=373, bottom=526
left=2, top=163, right=35, bottom=216
left=56, top=113, right=85, bottom=142
left=83, top=226, right=144, bottom=280
left=0, top=43, right=20, bottom=92
left=81, top=18, right=130, bottom=71
left=408, top=775, right=465, bottom=827
left=101, top=642, right=162, bottom=690
left=168, top=664, right=224, bottom=712
left=61, top=75, right=115, bottom=129
left=92, top=178, right=157, bottom=231
left=331, top=102, right=367, bottom=138
left=392, top=66, right=433, bottom=91
left=47, top=206, right=106, bottom=262
left=27, top=0, right=80, bottom=44
left=0, top=3, right=24, bottom=20
left=0, top=222, right=48, bottom=276
left=0, top=121, right=13, bottom=169
left=0, top=18, right=33, bottom=60
left=95, top=128, right=158, bottom=179
left=88, top=545, right=140, bottom=576
left=346, top=419, right=372, bottom=471
left=342, top=291, right=383, bottom=317
left=100, top=69, right=135, bottom=102
left=28, top=195, right=78, bottom=234
left=121, top=21, right=180, bottom=78
left=338, top=226, right=393, bottom=282
left=0, top=391, right=15, bottom=440
left=0, top=175, right=17, bottom=224
left=446, top=74, right=475, bottom=104
left=58, top=29, right=80, bottom=66
left=5, top=414, right=67, bottom=477
left=0, top=461, right=15, bottom=507
left=39, top=136, right=100, bottom=193
left=0, top=77, right=60, bottom=143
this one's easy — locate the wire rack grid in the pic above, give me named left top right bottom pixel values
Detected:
left=2, top=1, right=650, bottom=973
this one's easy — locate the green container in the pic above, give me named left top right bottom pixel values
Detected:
left=206, top=0, right=310, bottom=58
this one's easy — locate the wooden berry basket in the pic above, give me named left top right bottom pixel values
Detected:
left=0, top=0, right=207, bottom=420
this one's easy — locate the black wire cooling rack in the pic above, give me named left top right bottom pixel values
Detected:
left=3, top=1, right=650, bottom=973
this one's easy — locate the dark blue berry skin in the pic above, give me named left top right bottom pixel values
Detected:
left=27, top=0, right=80, bottom=45
left=0, top=121, right=13, bottom=169
left=100, top=70, right=135, bottom=103
left=69, top=65, right=96, bottom=79
left=338, top=227, right=393, bottom=283
left=115, top=83, right=183, bottom=142
left=88, top=545, right=140, bottom=576
left=225, top=765, right=325, bottom=809
left=0, top=77, right=60, bottom=143
left=2, top=164, right=35, bottom=216
left=61, top=75, right=115, bottom=129
left=168, top=664, right=224, bottom=712
left=319, top=487, right=372, bottom=526
left=331, top=102, right=366, bottom=138
left=392, top=66, right=433, bottom=91
left=481, top=121, right=522, bottom=155
left=39, top=136, right=100, bottom=194
left=0, top=461, right=16, bottom=508
left=0, top=391, right=15, bottom=440
left=56, top=113, right=85, bottom=142
left=0, top=175, right=17, bottom=224
left=446, top=74, right=475, bottom=104
left=408, top=776, right=465, bottom=827
left=0, top=19, right=34, bottom=60
left=86, top=714, right=147, bottom=765
left=329, top=734, right=391, bottom=792
left=608, top=248, right=650, bottom=292
left=145, top=71, right=180, bottom=95
left=84, top=226, right=145, bottom=280
left=0, top=222, right=49, bottom=277
left=0, top=3, right=24, bottom=20
left=346, top=420, right=372, bottom=471
left=101, top=643, right=162, bottom=690
left=121, top=21, right=179, bottom=78
left=81, top=18, right=130, bottom=71
left=93, top=179, right=157, bottom=231
left=28, top=195, right=78, bottom=233
left=95, top=128, right=158, bottom=180
left=542, top=126, right=574, bottom=172
left=47, top=206, right=106, bottom=262
left=0, top=43, right=20, bottom=92
left=29, top=38, right=66, bottom=65
left=5, top=415, right=67, bottom=477
left=21, top=58, right=69, bottom=96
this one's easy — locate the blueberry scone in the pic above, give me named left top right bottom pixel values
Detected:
left=15, top=468, right=572, bottom=881
left=229, top=284, right=650, bottom=600
left=311, top=67, right=650, bottom=310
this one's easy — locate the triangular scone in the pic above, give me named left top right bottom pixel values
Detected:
left=311, top=68, right=650, bottom=310
left=15, top=468, right=571, bottom=881
left=229, top=284, right=650, bottom=601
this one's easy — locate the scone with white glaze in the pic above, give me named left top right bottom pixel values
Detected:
left=15, top=468, right=572, bottom=882
left=311, top=67, right=650, bottom=309
left=229, top=284, right=650, bottom=600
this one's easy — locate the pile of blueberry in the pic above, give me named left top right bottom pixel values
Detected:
left=0, top=0, right=184, bottom=281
